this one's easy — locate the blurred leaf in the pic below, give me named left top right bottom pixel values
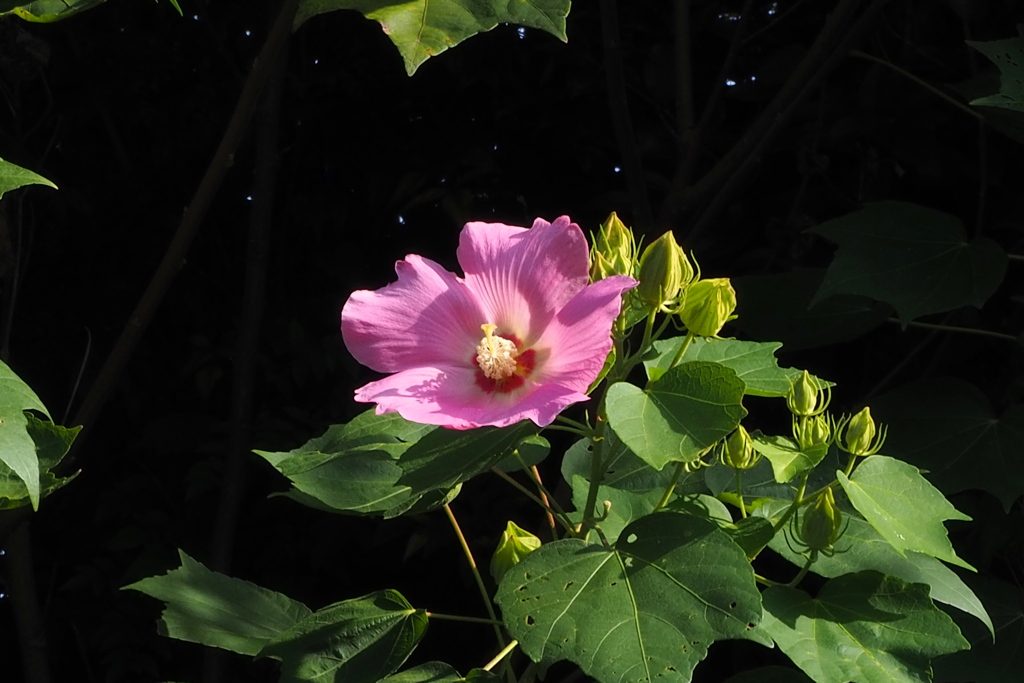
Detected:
left=760, top=500, right=993, bottom=638
left=838, top=455, right=973, bottom=570
left=0, top=156, right=57, bottom=197
left=809, top=202, right=1007, bottom=323
left=762, top=572, right=969, bottom=683
left=751, top=434, right=828, bottom=484
left=295, top=0, right=571, bottom=75
left=871, top=378, right=1024, bottom=511
left=644, top=337, right=830, bottom=397
left=724, top=666, right=813, bottom=683
left=967, top=26, right=1024, bottom=113
left=495, top=512, right=767, bottom=683
left=124, top=550, right=312, bottom=656
left=378, top=662, right=462, bottom=683
left=2, top=0, right=106, bottom=22
left=260, top=589, right=427, bottom=683
left=568, top=474, right=679, bottom=544
left=0, top=358, right=51, bottom=509
left=606, top=362, right=747, bottom=470
left=934, top=577, right=1024, bottom=683
left=492, top=433, right=549, bottom=473
left=733, top=268, right=891, bottom=350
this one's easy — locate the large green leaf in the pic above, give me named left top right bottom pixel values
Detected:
left=732, top=268, right=891, bottom=350
left=838, top=455, right=973, bottom=571
left=561, top=433, right=703, bottom=494
left=124, top=550, right=312, bottom=656
left=606, top=362, right=747, bottom=470
left=934, top=577, right=1024, bottom=683
left=644, top=337, right=828, bottom=397
left=809, top=202, right=1007, bottom=323
left=967, top=26, right=1024, bottom=113
left=260, top=590, right=427, bottom=683
left=295, top=0, right=571, bottom=75
left=378, top=662, right=498, bottom=683
left=0, top=414, right=79, bottom=510
left=0, top=358, right=53, bottom=509
left=495, top=512, right=768, bottom=683
left=0, top=156, right=57, bottom=198
left=762, top=572, right=969, bottom=683
left=760, top=501, right=992, bottom=638
left=870, top=377, right=1024, bottom=511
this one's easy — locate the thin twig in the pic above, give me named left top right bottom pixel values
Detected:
left=443, top=504, right=506, bottom=649
left=888, top=318, right=1017, bottom=342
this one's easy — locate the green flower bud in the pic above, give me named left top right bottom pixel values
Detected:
left=489, top=521, right=542, bottom=583
left=839, top=407, right=887, bottom=457
left=799, top=487, right=843, bottom=554
left=721, top=425, right=760, bottom=470
left=787, top=370, right=830, bottom=418
left=679, top=277, right=736, bottom=336
left=795, top=413, right=833, bottom=451
left=635, top=230, right=692, bottom=310
left=590, top=212, right=636, bottom=281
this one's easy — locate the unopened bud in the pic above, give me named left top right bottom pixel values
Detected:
left=787, top=370, right=830, bottom=417
left=721, top=425, right=760, bottom=470
left=636, top=230, right=692, bottom=310
left=799, top=487, right=843, bottom=554
left=490, top=521, right=542, bottom=583
left=680, top=277, right=736, bottom=336
left=795, top=414, right=832, bottom=451
left=840, top=407, right=886, bottom=457
left=591, top=212, right=636, bottom=281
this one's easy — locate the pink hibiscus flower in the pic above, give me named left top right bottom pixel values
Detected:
left=341, top=216, right=636, bottom=429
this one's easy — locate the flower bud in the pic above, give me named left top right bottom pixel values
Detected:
left=635, top=230, right=692, bottom=310
left=795, top=414, right=832, bottom=451
left=839, top=407, right=886, bottom=457
left=490, top=521, right=542, bottom=582
left=799, top=487, right=843, bottom=554
left=679, top=277, right=736, bottom=336
left=787, top=370, right=830, bottom=418
left=590, top=212, right=636, bottom=281
left=721, top=425, right=760, bottom=470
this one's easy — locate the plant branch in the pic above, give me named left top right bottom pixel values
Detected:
left=443, top=504, right=506, bottom=648
left=888, top=318, right=1017, bottom=342
left=426, top=612, right=503, bottom=626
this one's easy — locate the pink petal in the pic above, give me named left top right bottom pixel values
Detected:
left=535, top=275, right=637, bottom=393
left=341, top=255, right=485, bottom=373
left=354, top=365, right=591, bottom=429
left=457, top=216, right=590, bottom=345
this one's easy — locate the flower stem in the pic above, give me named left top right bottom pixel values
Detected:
left=786, top=554, right=815, bottom=588
left=735, top=468, right=747, bottom=519
left=490, top=469, right=575, bottom=533
left=669, top=331, right=697, bottom=369
left=654, top=461, right=687, bottom=511
left=772, top=470, right=811, bottom=535
left=483, top=639, right=519, bottom=672
left=426, top=612, right=503, bottom=626
left=442, top=504, right=505, bottom=648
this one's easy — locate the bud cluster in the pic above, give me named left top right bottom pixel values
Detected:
left=785, top=370, right=887, bottom=460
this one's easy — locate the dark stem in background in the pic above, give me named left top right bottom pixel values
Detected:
left=201, top=14, right=290, bottom=683
left=7, top=523, right=51, bottom=683
left=599, top=0, right=653, bottom=232
left=66, top=0, right=301, bottom=454
left=673, top=0, right=695, bottom=160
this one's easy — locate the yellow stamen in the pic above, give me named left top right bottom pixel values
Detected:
left=476, top=324, right=519, bottom=380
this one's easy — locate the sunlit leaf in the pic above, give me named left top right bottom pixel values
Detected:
left=967, top=26, right=1024, bottom=113
left=0, top=358, right=52, bottom=509
left=561, top=433, right=702, bottom=494
left=295, top=0, right=571, bottom=75
left=606, top=362, right=747, bottom=470
left=838, top=455, right=974, bottom=570
left=0, top=414, right=79, bottom=510
left=260, top=589, right=427, bottom=683
left=495, top=512, right=767, bottom=683
left=751, top=434, right=829, bottom=484
left=124, top=550, right=312, bottom=656
left=762, top=572, right=969, bottom=683
left=809, top=202, right=1007, bottom=323
left=871, top=377, right=1024, bottom=511
left=644, top=337, right=829, bottom=397
left=2, top=0, right=105, bottom=22
left=0, top=156, right=57, bottom=198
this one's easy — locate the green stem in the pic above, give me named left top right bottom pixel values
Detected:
left=849, top=49, right=984, bottom=122
left=490, top=469, right=575, bottom=533
left=735, top=468, right=747, bottom=519
left=772, top=470, right=811, bottom=534
left=843, top=453, right=858, bottom=478
left=1008, top=254, right=1024, bottom=262
left=654, top=461, right=687, bottom=511
left=541, top=424, right=590, bottom=436
left=786, top=554, right=815, bottom=588
left=888, top=318, right=1017, bottom=342
left=669, top=331, right=696, bottom=369
left=753, top=573, right=782, bottom=587
left=555, top=415, right=593, bottom=433
left=483, top=640, right=519, bottom=672
left=426, top=612, right=502, bottom=626
left=443, top=504, right=505, bottom=648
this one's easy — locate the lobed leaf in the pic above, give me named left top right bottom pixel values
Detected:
left=751, top=434, right=829, bottom=484
left=967, top=25, right=1024, bottom=113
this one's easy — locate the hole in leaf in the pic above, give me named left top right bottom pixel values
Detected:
left=610, top=581, right=618, bottom=586
left=524, top=572, right=532, bottom=580
left=729, top=601, right=737, bottom=609
left=667, top=667, right=677, bottom=673
left=624, top=557, right=634, bottom=567
left=526, top=615, right=535, bottom=625
left=626, top=533, right=638, bottom=543
left=747, top=622, right=756, bottom=629
left=563, top=581, right=574, bottom=591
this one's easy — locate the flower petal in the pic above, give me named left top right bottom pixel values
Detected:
left=341, top=255, right=485, bottom=373
left=355, top=365, right=591, bottom=429
left=457, top=216, right=590, bottom=344
left=535, top=275, right=637, bottom=393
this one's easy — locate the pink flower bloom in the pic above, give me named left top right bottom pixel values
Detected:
left=341, top=216, right=636, bottom=429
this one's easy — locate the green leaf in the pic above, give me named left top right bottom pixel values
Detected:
left=809, top=202, right=1007, bottom=323
left=870, top=377, right=1024, bottom=511
left=760, top=500, right=993, bottom=638
left=0, top=414, right=79, bottom=510
left=295, top=0, right=571, bottom=75
left=378, top=662, right=463, bottom=683
left=259, top=589, right=427, bottom=683
left=2, top=0, right=106, bottom=22
left=838, top=455, right=974, bottom=571
left=644, top=337, right=829, bottom=397
left=934, top=577, right=1024, bottom=683
left=761, top=572, right=969, bottom=683
left=492, top=433, right=550, bottom=473
left=124, top=550, right=312, bottom=656
left=606, top=361, right=747, bottom=470
left=752, top=434, right=829, bottom=484
left=0, top=358, right=53, bottom=509
left=495, top=512, right=767, bottom=683
left=967, top=25, right=1024, bottom=113
left=561, top=433, right=702, bottom=493
left=0, top=156, right=57, bottom=197
left=732, top=268, right=891, bottom=351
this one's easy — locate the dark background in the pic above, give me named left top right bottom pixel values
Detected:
left=1, top=0, right=1022, bottom=681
